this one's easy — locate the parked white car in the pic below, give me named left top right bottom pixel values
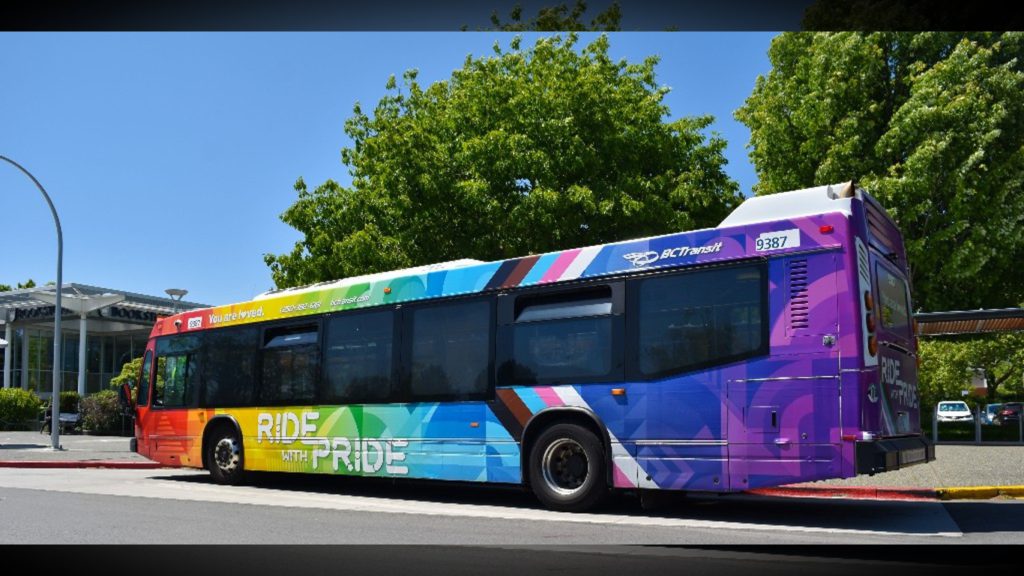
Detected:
left=936, top=400, right=974, bottom=422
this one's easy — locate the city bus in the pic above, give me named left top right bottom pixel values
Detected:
left=124, top=181, right=933, bottom=511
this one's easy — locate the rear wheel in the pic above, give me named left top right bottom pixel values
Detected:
left=206, top=424, right=246, bottom=485
left=528, top=423, right=608, bottom=512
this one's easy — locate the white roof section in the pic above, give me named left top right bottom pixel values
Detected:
left=0, top=283, right=208, bottom=321
left=718, top=182, right=859, bottom=228
left=254, top=258, right=486, bottom=300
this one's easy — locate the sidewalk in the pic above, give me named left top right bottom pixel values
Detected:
left=751, top=444, right=1024, bottom=500
left=0, top=431, right=159, bottom=468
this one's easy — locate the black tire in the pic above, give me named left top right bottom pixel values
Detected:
left=205, top=424, right=246, bottom=485
left=528, top=423, right=608, bottom=512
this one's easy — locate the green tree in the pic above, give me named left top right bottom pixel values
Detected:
left=472, top=1, right=621, bottom=31
left=109, top=357, right=143, bottom=390
left=110, top=356, right=164, bottom=405
left=918, top=332, right=1024, bottom=409
left=801, top=0, right=979, bottom=31
left=0, top=279, right=36, bottom=292
left=736, top=32, right=1024, bottom=312
left=266, top=34, right=741, bottom=289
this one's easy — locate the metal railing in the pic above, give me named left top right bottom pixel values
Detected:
left=931, top=404, right=1024, bottom=444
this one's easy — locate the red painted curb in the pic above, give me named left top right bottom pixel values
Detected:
left=747, top=486, right=938, bottom=501
left=0, top=461, right=162, bottom=469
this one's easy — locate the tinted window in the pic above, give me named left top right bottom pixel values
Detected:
left=515, top=288, right=613, bottom=322
left=137, top=351, right=152, bottom=408
left=636, top=265, right=765, bottom=377
left=154, top=335, right=201, bottom=408
left=323, top=310, right=394, bottom=404
left=876, top=264, right=910, bottom=332
left=503, top=287, right=616, bottom=384
left=202, top=327, right=259, bottom=407
left=409, top=299, right=491, bottom=399
left=258, top=324, right=319, bottom=405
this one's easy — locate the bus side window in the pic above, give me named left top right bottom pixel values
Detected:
left=499, top=285, right=621, bottom=385
left=632, top=263, right=767, bottom=378
left=202, top=327, right=259, bottom=407
left=407, top=298, right=492, bottom=401
left=323, top=309, right=395, bottom=404
left=258, top=324, right=320, bottom=406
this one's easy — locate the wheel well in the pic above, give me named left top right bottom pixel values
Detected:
left=521, top=409, right=611, bottom=487
left=201, top=417, right=242, bottom=470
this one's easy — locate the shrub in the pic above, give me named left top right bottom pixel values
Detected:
left=0, top=388, right=43, bottom=430
left=80, top=390, right=123, bottom=433
left=59, top=391, right=80, bottom=413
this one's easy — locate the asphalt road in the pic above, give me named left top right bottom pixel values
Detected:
left=0, top=468, right=1022, bottom=546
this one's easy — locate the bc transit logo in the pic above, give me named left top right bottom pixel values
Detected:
left=623, top=251, right=659, bottom=267
left=623, top=241, right=724, bottom=268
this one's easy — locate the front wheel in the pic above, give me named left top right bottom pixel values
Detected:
left=206, top=425, right=246, bottom=485
left=528, top=423, right=608, bottom=512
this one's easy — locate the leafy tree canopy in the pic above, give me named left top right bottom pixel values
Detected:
left=918, top=332, right=1024, bottom=409
left=0, top=279, right=36, bottom=292
left=476, top=1, right=621, bottom=31
left=801, top=0, right=988, bottom=31
left=109, top=357, right=143, bottom=390
left=736, top=32, right=1024, bottom=312
left=266, top=34, right=741, bottom=289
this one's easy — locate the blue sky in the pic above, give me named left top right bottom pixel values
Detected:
left=0, top=32, right=775, bottom=307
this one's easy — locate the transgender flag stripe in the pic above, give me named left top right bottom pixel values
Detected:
left=540, top=249, right=581, bottom=283
left=558, top=246, right=602, bottom=281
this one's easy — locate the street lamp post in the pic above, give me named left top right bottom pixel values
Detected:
left=165, top=288, right=188, bottom=314
left=1, top=154, right=63, bottom=450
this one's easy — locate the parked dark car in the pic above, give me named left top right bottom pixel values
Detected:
left=993, top=402, right=1023, bottom=426
left=983, top=403, right=1003, bottom=425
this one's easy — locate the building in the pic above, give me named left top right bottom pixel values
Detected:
left=0, top=284, right=207, bottom=397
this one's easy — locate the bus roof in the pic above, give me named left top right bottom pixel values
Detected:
left=719, top=182, right=860, bottom=227
left=254, top=258, right=486, bottom=301
left=154, top=181, right=861, bottom=336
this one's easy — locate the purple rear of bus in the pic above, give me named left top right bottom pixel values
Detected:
left=845, top=192, right=933, bottom=475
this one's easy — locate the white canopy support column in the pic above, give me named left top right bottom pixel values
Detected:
left=78, top=314, right=88, bottom=396
left=34, top=290, right=125, bottom=396
left=20, top=330, right=29, bottom=390
left=2, top=317, right=11, bottom=388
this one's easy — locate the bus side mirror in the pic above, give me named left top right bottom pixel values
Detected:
left=119, top=381, right=135, bottom=415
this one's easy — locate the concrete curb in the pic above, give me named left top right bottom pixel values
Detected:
left=937, top=486, right=1024, bottom=500
left=749, top=485, right=1024, bottom=501
left=747, top=486, right=939, bottom=501
left=0, top=461, right=161, bottom=469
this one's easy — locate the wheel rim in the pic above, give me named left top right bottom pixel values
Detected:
left=213, top=436, right=240, bottom=474
left=541, top=438, right=589, bottom=496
